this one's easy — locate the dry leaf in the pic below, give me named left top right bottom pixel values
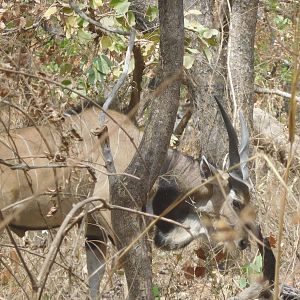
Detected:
left=47, top=206, right=58, bottom=217
left=214, top=250, right=226, bottom=262
left=268, top=233, right=277, bottom=248
left=194, top=266, right=206, bottom=277
left=194, top=247, right=207, bottom=260
left=182, top=262, right=194, bottom=280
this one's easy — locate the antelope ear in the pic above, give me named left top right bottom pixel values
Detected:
left=200, top=156, right=217, bottom=178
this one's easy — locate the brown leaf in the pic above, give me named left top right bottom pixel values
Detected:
left=47, top=206, right=58, bottom=217
left=214, top=251, right=226, bottom=262
left=182, top=262, right=194, bottom=280
left=69, top=128, right=83, bottom=141
left=194, top=266, right=206, bottom=277
left=0, top=269, right=11, bottom=285
left=194, top=247, right=207, bottom=260
left=268, top=233, right=277, bottom=248
left=9, top=250, right=19, bottom=270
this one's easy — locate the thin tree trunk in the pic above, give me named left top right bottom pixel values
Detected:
left=181, top=0, right=258, bottom=167
left=110, top=1, right=184, bottom=299
left=180, top=0, right=230, bottom=167
left=227, top=0, right=259, bottom=127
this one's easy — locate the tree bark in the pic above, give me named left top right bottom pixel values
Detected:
left=227, top=0, right=259, bottom=127
left=180, top=0, right=230, bottom=166
left=110, top=1, right=184, bottom=299
left=130, top=0, right=157, bottom=32
left=181, top=0, right=258, bottom=168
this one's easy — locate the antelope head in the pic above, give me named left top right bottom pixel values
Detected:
left=212, top=96, right=251, bottom=250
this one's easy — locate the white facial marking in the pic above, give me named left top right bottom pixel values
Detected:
left=159, top=214, right=209, bottom=250
left=229, top=189, right=238, bottom=201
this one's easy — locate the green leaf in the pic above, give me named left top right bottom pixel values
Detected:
left=238, top=277, right=249, bottom=289
left=183, top=54, right=195, bottom=69
left=77, top=29, right=93, bottom=44
left=144, top=28, right=160, bottom=43
left=94, top=55, right=112, bottom=75
left=101, top=16, right=116, bottom=28
left=202, top=29, right=219, bottom=39
left=100, top=36, right=113, bottom=50
left=203, top=47, right=212, bottom=63
left=90, top=0, right=103, bottom=9
left=112, top=67, right=122, bottom=78
left=87, top=68, right=96, bottom=84
left=115, top=15, right=127, bottom=28
left=186, top=47, right=200, bottom=54
left=184, top=18, right=206, bottom=34
left=152, top=285, right=160, bottom=299
left=60, top=63, right=73, bottom=75
left=254, top=254, right=263, bottom=272
left=146, top=6, right=158, bottom=22
left=110, top=0, right=130, bottom=15
left=127, top=11, right=136, bottom=27
left=62, top=7, right=74, bottom=15
left=61, top=79, right=72, bottom=86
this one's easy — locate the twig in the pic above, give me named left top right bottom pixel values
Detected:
left=0, top=243, right=86, bottom=285
left=0, top=257, right=30, bottom=299
left=69, top=0, right=130, bottom=36
left=0, top=68, right=142, bottom=165
left=35, top=193, right=189, bottom=297
left=2, top=21, right=42, bottom=36
left=0, top=160, right=137, bottom=179
left=83, top=199, right=191, bottom=230
left=97, top=30, right=140, bottom=207
left=0, top=211, right=38, bottom=292
left=100, top=30, right=136, bottom=122
left=274, top=5, right=300, bottom=298
left=36, top=197, right=104, bottom=299
left=0, top=100, right=62, bottom=208
left=255, top=86, right=300, bottom=104
left=174, top=107, right=192, bottom=136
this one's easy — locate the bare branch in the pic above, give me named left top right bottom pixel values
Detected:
left=0, top=257, right=30, bottom=299
left=255, top=86, right=300, bottom=104
left=35, top=194, right=190, bottom=299
left=126, top=44, right=145, bottom=116
left=0, top=159, right=140, bottom=180
left=100, top=30, right=136, bottom=122
left=69, top=0, right=130, bottom=36
left=87, top=199, right=191, bottom=230
left=0, top=68, right=142, bottom=164
left=0, top=211, right=38, bottom=292
left=174, top=107, right=192, bottom=136
left=0, top=243, right=86, bottom=284
left=36, top=197, right=103, bottom=299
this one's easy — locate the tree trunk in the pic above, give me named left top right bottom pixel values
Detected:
left=130, top=0, right=157, bottom=32
left=181, top=0, right=258, bottom=167
left=110, top=1, right=184, bottom=299
left=180, top=0, right=230, bottom=166
left=227, top=0, right=259, bottom=127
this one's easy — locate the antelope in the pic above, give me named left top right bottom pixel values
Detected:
left=0, top=96, right=251, bottom=299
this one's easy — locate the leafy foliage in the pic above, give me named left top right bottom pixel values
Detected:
left=238, top=254, right=263, bottom=288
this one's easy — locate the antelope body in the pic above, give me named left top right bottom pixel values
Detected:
left=0, top=99, right=251, bottom=299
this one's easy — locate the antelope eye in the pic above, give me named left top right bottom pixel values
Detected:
left=232, top=199, right=243, bottom=210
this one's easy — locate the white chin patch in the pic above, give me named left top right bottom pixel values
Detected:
left=156, top=215, right=209, bottom=250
